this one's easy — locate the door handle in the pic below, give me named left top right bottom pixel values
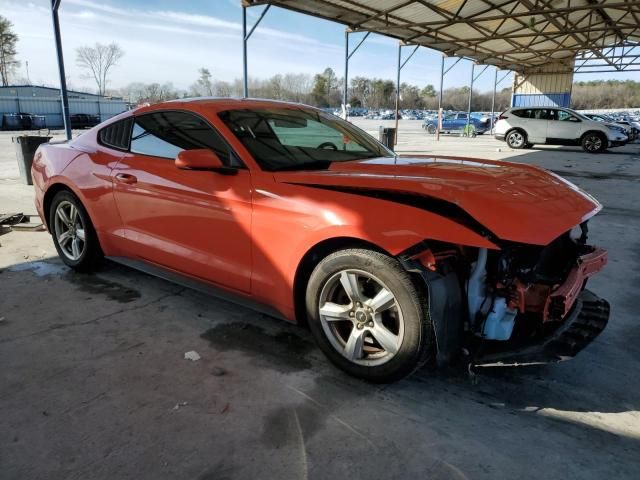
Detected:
left=114, top=173, right=137, bottom=185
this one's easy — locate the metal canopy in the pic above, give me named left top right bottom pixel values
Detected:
left=244, top=0, right=640, bottom=73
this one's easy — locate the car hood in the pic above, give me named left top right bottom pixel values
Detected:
left=273, top=156, right=601, bottom=246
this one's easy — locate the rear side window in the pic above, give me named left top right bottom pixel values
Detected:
left=130, top=111, right=236, bottom=164
left=98, top=118, right=133, bottom=151
left=511, top=109, right=529, bottom=118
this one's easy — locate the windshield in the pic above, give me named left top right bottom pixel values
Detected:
left=218, top=107, right=393, bottom=171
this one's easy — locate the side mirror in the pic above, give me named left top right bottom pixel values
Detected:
left=175, top=149, right=236, bottom=175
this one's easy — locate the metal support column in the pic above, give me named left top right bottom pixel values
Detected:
left=437, top=55, right=444, bottom=141
left=242, top=4, right=271, bottom=98
left=490, top=67, right=497, bottom=134
left=394, top=43, right=401, bottom=143
left=343, top=31, right=370, bottom=120
left=242, top=7, right=248, bottom=98
left=436, top=56, right=462, bottom=141
left=51, top=0, right=71, bottom=140
left=394, top=44, right=419, bottom=145
left=466, top=63, right=474, bottom=133
left=343, top=30, right=349, bottom=119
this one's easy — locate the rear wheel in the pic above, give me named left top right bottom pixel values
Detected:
left=506, top=129, right=526, bottom=149
left=582, top=132, right=607, bottom=153
left=49, top=190, right=103, bottom=272
left=426, top=124, right=436, bottom=134
left=306, top=249, right=434, bottom=382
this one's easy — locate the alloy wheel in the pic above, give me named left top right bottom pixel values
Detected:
left=54, top=200, right=86, bottom=261
left=584, top=134, right=603, bottom=152
left=508, top=131, right=524, bottom=147
left=318, top=269, right=405, bottom=367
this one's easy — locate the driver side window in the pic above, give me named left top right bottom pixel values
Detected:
left=556, top=110, right=575, bottom=122
left=130, top=111, right=239, bottom=165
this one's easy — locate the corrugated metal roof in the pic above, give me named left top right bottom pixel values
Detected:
left=246, top=0, right=640, bottom=73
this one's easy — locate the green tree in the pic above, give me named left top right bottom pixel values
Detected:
left=0, top=16, right=19, bottom=86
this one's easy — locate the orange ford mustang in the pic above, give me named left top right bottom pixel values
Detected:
left=32, top=99, right=609, bottom=382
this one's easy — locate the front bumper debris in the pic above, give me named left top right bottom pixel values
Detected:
left=473, top=289, right=610, bottom=367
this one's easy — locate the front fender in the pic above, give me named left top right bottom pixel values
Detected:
left=249, top=180, right=497, bottom=319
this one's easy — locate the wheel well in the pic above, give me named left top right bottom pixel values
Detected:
left=42, top=183, right=73, bottom=228
left=581, top=130, right=606, bottom=141
left=505, top=127, right=526, bottom=140
left=292, top=237, right=386, bottom=327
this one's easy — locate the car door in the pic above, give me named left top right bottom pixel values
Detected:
left=548, top=109, right=582, bottom=144
left=519, top=108, right=549, bottom=143
left=111, top=110, right=253, bottom=293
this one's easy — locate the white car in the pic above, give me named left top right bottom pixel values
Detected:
left=495, top=107, right=628, bottom=153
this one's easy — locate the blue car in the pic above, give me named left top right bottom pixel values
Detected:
left=423, top=112, right=490, bottom=135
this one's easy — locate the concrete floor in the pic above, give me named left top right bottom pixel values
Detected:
left=1, top=123, right=640, bottom=479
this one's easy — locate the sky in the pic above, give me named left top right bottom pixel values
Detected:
left=2, top=0, right=638, bottom=96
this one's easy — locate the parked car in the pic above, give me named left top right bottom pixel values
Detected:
left=32, top=98, right=609, bottom=382
left=69, top=114, right=101, bottom=129
left=423, top=112, right=490, bottom=135
left=495, top=107, right=628, bottom=152
left=583, top=113, right=637, bottom=142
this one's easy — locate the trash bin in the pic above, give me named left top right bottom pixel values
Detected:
left=379, top=126, right=396, bottom=150
left=12, top=135, right=51, bottom=185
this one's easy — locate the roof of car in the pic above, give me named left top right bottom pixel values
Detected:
left=134, top=97, right=314, bottom=115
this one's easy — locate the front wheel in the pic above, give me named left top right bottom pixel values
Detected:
left=427, top=124, right=436, bottom=134
left=49, top=190, right=103, bottom=272
left=582, top=132, right=607, bottom=153
left=306, top=249, right=434, bottom=382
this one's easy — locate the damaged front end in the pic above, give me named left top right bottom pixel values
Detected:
left=402, top=223, right=610, bottom=367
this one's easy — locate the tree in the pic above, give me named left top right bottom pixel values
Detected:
left=76, top=42, right=124, bottom=96
left=0, top=16, right=20, bottom=86
left=195, top=67, right=214, bottom=96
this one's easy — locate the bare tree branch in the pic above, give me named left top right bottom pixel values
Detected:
left=76, top=42, right=124, bottom=96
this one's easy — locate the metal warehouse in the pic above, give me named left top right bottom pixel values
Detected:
left=0, top=85, right=127, bottom=129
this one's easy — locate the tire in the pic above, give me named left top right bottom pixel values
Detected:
left=506, top=129, right=527, bottom=149
left=49, top=190, right=103, bottom=272
left=305, top=248, right=434, bottom=382
left=582, top=132, right=607, bottom=153
left=524, top=143, right=534, bottom=149
left=426, top=124, right=436, bottom=134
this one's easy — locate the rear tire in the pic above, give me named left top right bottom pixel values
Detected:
left=582, top=132, right=607, bottom=153
left=506, top=129, right=527, bottom=149
left=49, top=190, right=103, bottom=272
left=427, top=124, right=436, bottom=134
left=305, top=249, right=434, bottom=382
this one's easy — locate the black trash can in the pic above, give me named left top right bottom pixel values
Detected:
left=378, top=126, right=396, bottom=150
left=12, top=135, right=52, bottom=185
left=2, top=114, right=22, bottom=130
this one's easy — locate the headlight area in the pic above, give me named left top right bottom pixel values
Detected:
left=398, top=228, right=609, bottom=367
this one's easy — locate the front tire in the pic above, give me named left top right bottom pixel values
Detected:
left=506, top=129, right=527, bottom=149
left=427, top=124, right=436, bottom=134
left=582, top=132, right=607, bottom=153
left=49, top=190, right=103, bottom=272
left=305, top=249, right=434, bottom=382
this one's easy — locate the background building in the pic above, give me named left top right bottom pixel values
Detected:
left=0, top=85, right=127, bottom=128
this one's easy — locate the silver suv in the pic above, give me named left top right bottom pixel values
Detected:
left=494, top=107, right=628, bottom=153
